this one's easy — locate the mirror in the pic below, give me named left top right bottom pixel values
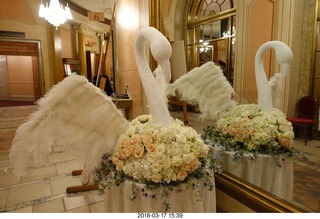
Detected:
left=186, top=4, right=235, bottom=84
left=154, top=0, right=318, bottom=212
left=62, top=58, right=81, bottom=77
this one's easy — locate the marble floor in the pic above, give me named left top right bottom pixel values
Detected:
left=0, top=105, right=319, bottom=213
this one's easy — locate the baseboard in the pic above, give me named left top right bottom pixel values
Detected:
left=9, top=95, right=35, bottom=102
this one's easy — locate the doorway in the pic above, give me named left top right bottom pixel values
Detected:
left=0, top=40, right=42, bottom=103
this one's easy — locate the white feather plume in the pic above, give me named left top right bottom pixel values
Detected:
left=9, top=74, right=129, bottom=184
left=166, top=61, right=237, bottom=121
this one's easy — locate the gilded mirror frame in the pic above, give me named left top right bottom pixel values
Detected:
left=149, top=0, right=307, bottom=212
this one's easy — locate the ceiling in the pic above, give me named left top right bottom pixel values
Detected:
left=68, top=0, right=117, bottom=20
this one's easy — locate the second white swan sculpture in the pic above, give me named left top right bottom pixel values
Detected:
left=255, top=41, right=293, bottom=111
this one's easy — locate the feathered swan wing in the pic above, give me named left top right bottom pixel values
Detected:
left=9, top=74, right=129, bottom=184
left=166, top=61, right=237, bottom=121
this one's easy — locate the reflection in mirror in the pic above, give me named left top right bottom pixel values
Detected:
left=187, top=1, right=236, bottom=83
left=62, top=58, right=81, bottom=77
left=160, top=0, right=319, bottom=212
left=212, top=20, right=222, bottom=38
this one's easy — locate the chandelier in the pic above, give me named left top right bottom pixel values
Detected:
left=199, top=40, right=212, bottom=53
left=39, top=0, right=72, bottom=29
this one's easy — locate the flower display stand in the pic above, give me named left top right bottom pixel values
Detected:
left=215, top=149, right=293, bottom=201
left=103, top=176, right=216, bottom=212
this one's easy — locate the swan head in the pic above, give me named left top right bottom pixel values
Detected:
left=148, top=30, right=172, bottom=82
left=272, top=41, right=293, bottom=78
left=272, top=41, right=293, bottom=63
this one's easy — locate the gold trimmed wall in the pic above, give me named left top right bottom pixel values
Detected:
left=115, top=0, right=150, bottom=119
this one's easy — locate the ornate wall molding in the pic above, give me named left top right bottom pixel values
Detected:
left=298, top=0, right=316, bottom=98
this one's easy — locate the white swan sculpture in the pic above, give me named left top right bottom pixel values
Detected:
left=255, top=41, right=293, bottom=111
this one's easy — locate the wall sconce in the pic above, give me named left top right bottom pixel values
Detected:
left=39, top=0, right=72, bottom=29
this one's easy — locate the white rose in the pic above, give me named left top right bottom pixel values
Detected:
left=151, top=162, right=162, bottom=173
left=182, top=143, right=191, bottom=153
left=175, top=133, right=187, bottom=143
left=184, top=127, right=195, bottom=139
left=138, top=115, right=150, bottom=123
left=147, top=153, right=157, bottom=162
left=195, top=142, right=209, bottom=157
left=156, top=143, right=166, bottom=154
left=162, top=157, right=171, bottom=170
left=154, top=152, right=165, bottom=162
left=123, top=162, right=134, bottom=175
left=151, top=173, right=162, bottom=183
left=171, top=156, right=183, bottom=166
left=182, top=153, right=195, bottom=163
left=126, top=126, right=136, bottom=136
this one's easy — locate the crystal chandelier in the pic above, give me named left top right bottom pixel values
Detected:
left=39, top=0, right=72, bottom=29
left=199, top=40, right=212, bottom=53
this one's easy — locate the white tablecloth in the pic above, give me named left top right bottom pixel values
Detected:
left=104, top=176, right=216, bottom=212
left=214, top=148, right=293, bottom=201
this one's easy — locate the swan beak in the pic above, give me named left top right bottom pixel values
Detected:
left=159, top=60, right=172, bottom=82
left=281, top=63, right=291, bottom=78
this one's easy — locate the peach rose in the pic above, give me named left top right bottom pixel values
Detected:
left=125, top=144, right=134, bottom=157
left=111, top=155, right=119, bottom=164
left=190, top=159, right=200, bottom=171
left=180, top=162, right=191, bottom=171
left=222, top=127, right=229, bottom=134
left=130, top=134, right=141, bottom=144
left=133, top=144, right=144, bottom=157
left=177, top=170, right=188, bottom=181
left=143, top=135, right=153, bottom=145
left=145, top=143, right=156, bottom=153
left=116, top=148, right=126, bottom=159
left=114, top=159, right=124, bottom=171
left=123, top=139, right=132, bottom=148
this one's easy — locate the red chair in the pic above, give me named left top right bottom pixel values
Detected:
left=287, top=96, right=319, bottom=145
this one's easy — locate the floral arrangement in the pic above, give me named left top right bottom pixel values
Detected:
left=94, top=115, right=215, bottom=211
left=202, top=104, right=296, bottom=166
